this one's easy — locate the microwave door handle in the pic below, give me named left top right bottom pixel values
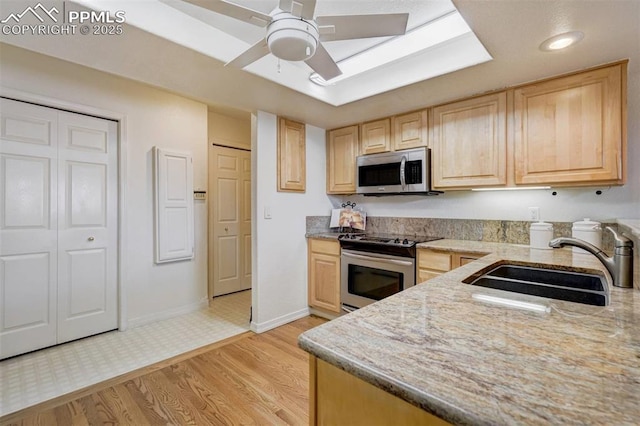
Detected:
left=400, top=155, right=407, bottom=190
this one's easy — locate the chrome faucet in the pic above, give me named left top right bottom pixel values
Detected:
left=549, top=226, right=634, bottom=288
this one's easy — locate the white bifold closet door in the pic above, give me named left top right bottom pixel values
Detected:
left=0, top=98, right=118, bottom=359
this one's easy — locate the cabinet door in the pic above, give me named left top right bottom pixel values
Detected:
left=514, top=64, right=624, bottom=185
left=416, top=249, right=451, bottom=283
left=278, top=117, right=305, bottom=192
left=327, top=125, right=358, bottom=194
left=313, top=357, right=449, bottom=426
left=360, top=118, right=391, bottom=154
left=431, top=92, right=507, bottom=189
left=393, top=110, right=428, bottom=151
left=308, top=247, right=340, bottom=313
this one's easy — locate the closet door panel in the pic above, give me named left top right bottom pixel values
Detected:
left=0, top=98, right=58, bottom=359
left=57, top=112, right=118, bottom=344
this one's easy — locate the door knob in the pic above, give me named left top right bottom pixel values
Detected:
left=88, top=236, right=95, bottom=241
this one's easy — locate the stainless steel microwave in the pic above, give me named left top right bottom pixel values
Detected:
left=356, top=147, right=440, bottom=195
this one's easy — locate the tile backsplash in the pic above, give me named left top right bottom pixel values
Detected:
left=306, top=216, right=617, bottom=254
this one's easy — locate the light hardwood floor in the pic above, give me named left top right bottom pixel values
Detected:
left=1, top=316, right=326, bottom=426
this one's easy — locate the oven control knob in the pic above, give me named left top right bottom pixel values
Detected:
left=350, top=234, right=356, bottom=239
left=402, top=239, right=409, bottom=245
left=394, top=238, right=400, bottom=244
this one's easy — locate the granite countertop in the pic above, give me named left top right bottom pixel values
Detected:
left=305, top=232, right=342, bottom=240
left=299, top=240, right=640, bottom=425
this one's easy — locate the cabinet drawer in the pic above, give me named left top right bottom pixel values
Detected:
left=418, top=249, right=452, bottom=271
left=458, top=255, right=480, bottom=266
left=418, top=269, right=442, bottom=283
left=309, top=238, right=340, bottom=256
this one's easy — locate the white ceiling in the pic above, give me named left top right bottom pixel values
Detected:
left=1, top=0, right=639, bottom=129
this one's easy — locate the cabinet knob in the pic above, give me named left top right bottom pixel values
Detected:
left=88, top=236, right=95, bottom=241
left=225, top=227, right=228, bottom=232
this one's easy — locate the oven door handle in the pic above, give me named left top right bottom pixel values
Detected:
left=341, top=304, right=358, bottom=313
left=342, top=251, right=414, bottom=267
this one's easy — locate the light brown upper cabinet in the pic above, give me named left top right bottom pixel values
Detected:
left=360, top=118, right=391, bottom=154
left=278, top=117, right=306, bottom=192
left=514, top=63, right=626, bottom=186
left=431, top=92, right=507, bottom=189
left=327, top=125, right=359, bottom=194
left=393, top=110, right=428, bottom=151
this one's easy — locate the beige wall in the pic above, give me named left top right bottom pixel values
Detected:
left=208, top=109, right=251, bottom=150
left=0, top=44, right=209, bottom=327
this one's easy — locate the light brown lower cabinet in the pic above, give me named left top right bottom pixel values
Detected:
left=417, top=248, right=487, bottom=282
left=308, top=238, right=341, bottom=314
left=309, top=356, right=450, bottom=426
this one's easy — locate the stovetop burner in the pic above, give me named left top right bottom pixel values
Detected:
left=338, top=233, right=442, bottom=248
left=338, top=233, right=442, bottom=258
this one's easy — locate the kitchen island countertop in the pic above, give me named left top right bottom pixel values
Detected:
left=298, top=240, right=640, bottom=425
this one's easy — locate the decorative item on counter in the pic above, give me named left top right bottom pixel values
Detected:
left=571, top=218, right=602, bottom=254
left=329, top=208, right=342, bottom=228
left=329, top=201, right=366, bottom=232
left=530, top=221, right=553, bottom=250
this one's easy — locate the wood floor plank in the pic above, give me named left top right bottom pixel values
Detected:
left=186, top=352, right=289, bottom=425
left=52, top=400, right=88, bottom=426
left=122, top=377, right=181, bottom=425
left=1, top=316, right=327, bottom=426
left=110, top=384, right=151, bottom=425
left=212, top=341, right=308, bottom=420
left=140, top=368, right=208, bottom=425
left=163, top=361, right=253, bottom=425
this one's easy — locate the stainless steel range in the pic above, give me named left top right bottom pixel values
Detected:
left=338, top=233, right=442, bottom=312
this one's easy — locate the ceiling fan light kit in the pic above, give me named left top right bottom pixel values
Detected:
left=184, top=0, right=408, bottom=81
left=267, top=14, right=319, bottom=62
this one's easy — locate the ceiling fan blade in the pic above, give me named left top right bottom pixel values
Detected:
left=279, top=0, right=316, bottom=19
left=317, top=13, right=409, bottom=42
left=279, top=0, right=293, bottom=13
left=305, top=43, right=342, bottom=81
left=182, top=0, right=271, bottom=27
left=226, top=39, right=270, bottom=69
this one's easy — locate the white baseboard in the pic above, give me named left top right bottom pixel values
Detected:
left=127, top=298, right=209, bottom=329
left=250, top=307, right=310, bottom=333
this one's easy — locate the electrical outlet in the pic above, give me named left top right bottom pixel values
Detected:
left=528, top=207, right=540, bottom=221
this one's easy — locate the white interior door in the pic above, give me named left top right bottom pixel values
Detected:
left=209, top=145, right=251, bottom=297
left=0, top=98, right=118, bottom=358
left=56, top=111, right=118, bottom=343
left=0, top=99, right=58, bottom=359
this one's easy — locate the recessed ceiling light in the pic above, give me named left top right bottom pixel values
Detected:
left=539, top=31, right=584, bottom=51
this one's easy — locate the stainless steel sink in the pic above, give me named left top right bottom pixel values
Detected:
left=464, top=264, right=608, bottom=306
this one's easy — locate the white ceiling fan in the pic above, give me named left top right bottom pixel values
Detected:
left=182, top=0, right=409, bottom=81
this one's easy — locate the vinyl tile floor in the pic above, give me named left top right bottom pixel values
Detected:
left=0, top=290, right=252, bottom=417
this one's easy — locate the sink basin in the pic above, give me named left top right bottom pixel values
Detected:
left=465, top=265, right=608, bottom=306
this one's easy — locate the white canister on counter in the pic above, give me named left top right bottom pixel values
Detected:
left=530, top=221, right=554, bottom=249
left=571, top=218, right=602, bottom=254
